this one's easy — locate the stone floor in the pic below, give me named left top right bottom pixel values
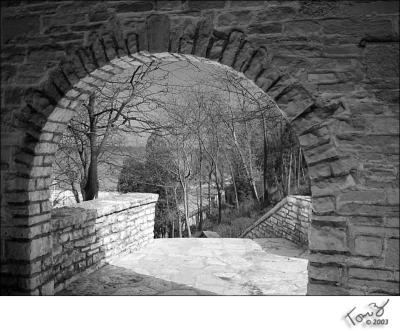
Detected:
left=58, top=238, right=309, bottom=296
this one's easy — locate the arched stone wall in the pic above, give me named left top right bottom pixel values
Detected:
left=1, top=1, right=398, bottom=295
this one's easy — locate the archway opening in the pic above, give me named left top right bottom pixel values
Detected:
left=46, top=52, right=312, bottom=295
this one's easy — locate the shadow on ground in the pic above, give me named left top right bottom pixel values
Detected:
left=253, top=238, right=309, bottom=259
left=57, top=264, right=216, bottom=296
left=57, top=238, right=309, bottom=296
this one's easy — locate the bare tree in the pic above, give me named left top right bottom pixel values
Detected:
left=53, top=61, right=170, bottom=202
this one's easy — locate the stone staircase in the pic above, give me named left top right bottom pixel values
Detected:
left=240, top=196, right=311, bottom=247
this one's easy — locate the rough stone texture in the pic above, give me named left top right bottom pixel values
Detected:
left=0, top=1, right=399, bottom=295
left=58, top=238, right=309, bottom=295
left=51, top=193, right=157, bottom=294
left=241, top=196, right=311, bottom=247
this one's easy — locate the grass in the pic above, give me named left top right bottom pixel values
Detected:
left=202, top=199, right=268, bottom=238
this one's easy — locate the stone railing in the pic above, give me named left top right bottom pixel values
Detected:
left=51, top=193, right=158, bottom=293
left=240, top=196, right=311, bottom=247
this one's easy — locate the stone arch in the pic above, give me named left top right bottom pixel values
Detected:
left=1, top=2, right=398, bottom=295
left=0, top=41, right=331, bottom=295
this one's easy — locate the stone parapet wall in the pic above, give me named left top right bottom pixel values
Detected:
left=241, top=196, right=311, bottom=247
left=51, top=193, right=157, bottom=293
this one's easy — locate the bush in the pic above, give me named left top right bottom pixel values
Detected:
left=204, top=198, right=265, bottom=237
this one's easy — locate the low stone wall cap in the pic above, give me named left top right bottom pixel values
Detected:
left=55, top=192, right=159, bottom=218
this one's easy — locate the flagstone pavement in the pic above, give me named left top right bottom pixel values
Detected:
left=57, top=238, right=309, bottom=296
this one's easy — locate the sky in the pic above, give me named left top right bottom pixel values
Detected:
left=102, top=58, right=275, bottom=148
left=121, top=60, right=212, bottom=147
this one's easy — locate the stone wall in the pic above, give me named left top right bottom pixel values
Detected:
left=1, top=1, right=398, bottom=295
left=241, top=196, right=311, bottom=247
left=51, top=193, right=157, bottom=293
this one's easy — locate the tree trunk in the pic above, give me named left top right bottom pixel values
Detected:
left=293, top=148, right=297, bottom=193
left=208, top=169, right=212, bottom=216
left=165, top=187, right=170, bottom=237
left=262, top=113, right=273, bottom=204
left=198, top=141, right=204, bottom=231
left=181, top=181, right=191, bottom=238
left=263, top=131, right=269, bottom=205
left=274, top=175, right=283, bottom=201
left=214, top=168, right=222, bottom=225
left=173, top=186, right=181, bottom=238
left=230, top=128, right=259, bottom=203
left=287, top=150, right=292, bottom=196
left=244, top=121, right=259, bottom=203
left=224, top=152, right=239, bottom=209
left=172, top=217, right=175, bottom=238
left=217, top=189, right=222, bottom=224
left=71, top=182, right=80, bottom=203
left=83, top=155, right=99, bottom=201
left=298, top=148, right=302, bottom=189
left=281, top=157, right=286, bottom=196
left=170, top=188, right=175, bottom=238
left=82, top=94, right=99, bottom=201
left=250, top=179, right=259, bottom=202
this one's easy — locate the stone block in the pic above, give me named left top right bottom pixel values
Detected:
left=385, top=239, right=399, bottom=268
left=247, top=22, right=282, bottom=35
left=307, top=283, right=348, bottom=295
left=156, top=1, right=182, bottom=11
left=285, top=20, right=321, bottom=36
left=71, top=229, right=84, bottom=241
left=309, top=226, right=348, bottom=252
left=40, top=280, right=54, bottom=295
left=348, top=278, right=399, bottom=294
left=72, top=252, right=86, bottom=263
left=87, top=247, right=100, bottom=256
left=386, top=189, right=399, bottom=206
left=53, top=242, right=62, bottom=256
left=338, top=203, right=398, bottom=217
left=92, top=252, right=103, bottom=263
left=88, top=3, right=111, bottom=22
left=60, top=255, right=72, bottom=270
left=4, top=222, right=51, bottom=240
left=74, top=237, right=93, bottom=248
left=308, top=163, right=331, bottom=180
left=0, top=259, right=42, bottom=276
left=18, top=270, right=52, bottom=291
left=349, top=267, right=395, bottom=281
left=341, top=1, right=399, bottom=16
left=6, top=235, right=52, bottom=260
left=2, top=14, right=41, bottom=43
left=365, top=44, right=399, bottom=80
left=384, top=216, right=399, bottom=228
left=42, top=200, right=51, bottom=213
left=312, top=196, right=335, bottom=214
left=322, top=18, right=393, bottom=37
left=306, top=144, right=339, bottom=165
left=28, top=189, right=50, bottom=202
left=42, top=13, right=87, bottom=28
left=354, top=236, right=383, bottom=257
left=337, top=190, right=386, bottom=209
left=330, top=158, right=358, bottom=177
left=308, top=72, right=338, bottom=84
left=76, top=261, right=86, bottom=270
left=187, top=1, right=225, bottom=10
left=322, top=45, right=361, bottom=57
left=216, top=10, right=253, bottom=27
left=254, top=5, right=297, bottom=22
left=113, top=1, right=153, bottom=12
